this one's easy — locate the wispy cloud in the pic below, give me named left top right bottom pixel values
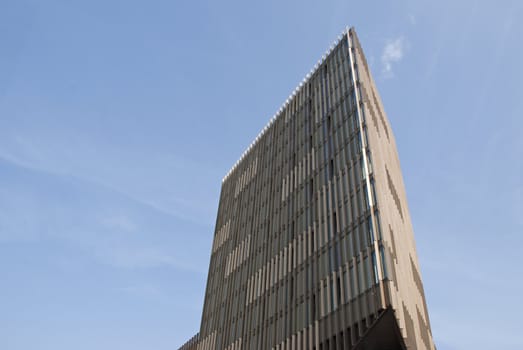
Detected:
left=0, top=134, right=219, bottom=228
left=381, top=37, right=407, bottom=78
left=95, top=245, right=206, bottom=274
left=101, top=215, right=137, bottom=232
left=117, top=284, right=165, bottom=299
left=0, top=156, right=209, bottom=275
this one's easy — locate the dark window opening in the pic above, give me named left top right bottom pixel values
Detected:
left=312, top=294, right=316, bottom=320
left=346, top=327, right=352, bottom=347
left=290, top=277, right=294, bottom=301
left=336, top=276, right=341, bottom=305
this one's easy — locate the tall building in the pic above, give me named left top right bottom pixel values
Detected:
left=180, top=27, right=435, bottom=350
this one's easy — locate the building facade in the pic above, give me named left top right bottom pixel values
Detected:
left=180, top=27, right=435, bottom=350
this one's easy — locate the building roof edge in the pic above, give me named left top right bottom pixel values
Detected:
left=222, top=26, right=352, bottom=183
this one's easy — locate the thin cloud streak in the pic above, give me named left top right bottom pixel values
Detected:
left=94, top=245, right=207, bottom=274
left=0, top=151, right=210, bottom=228
left=0, top=156, right=209, bottom=275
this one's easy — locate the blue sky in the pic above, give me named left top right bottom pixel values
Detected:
left=1, top=0, right=522, bottom=349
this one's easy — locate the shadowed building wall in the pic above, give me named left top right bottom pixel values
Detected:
left=179, top=27, right=435, bottom=350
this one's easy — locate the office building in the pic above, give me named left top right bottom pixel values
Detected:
left=179, top=27, right=435, bottom=350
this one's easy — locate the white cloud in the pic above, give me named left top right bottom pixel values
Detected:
left=381, top=37, right=407, bottom=77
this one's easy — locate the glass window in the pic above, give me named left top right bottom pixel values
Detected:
left=341, top=170, right=348, bottom=202
left=350, top=265, right=357, bottom=297
left=358, top=259, right=365, bottom=293
left=332, top=211, right=338, bottom=235
left=351, top=194, right=357, bottom=225
left=344, top=198, right=351, bottom=228
left=380, top=246, right=388, bottom=280
left=372, top=252, right=379, bottom=284
left=323, top=282, right=329, bottom=315
left=366, top=151, right=373, bottom=174
left=374, top=211, right=382, bottom=240
left=335, top=241, right=342, bottom=268
left=356, top=189, right=363, bottom=217
left=363, top=184, right=370, bottom=210
left=346, top=232, right=354, bottom=259
left=330, top=279, right=335, bottom=310
left=370, top=179, right=377, bottom=207
left=364, top=256, right=371, bottom=290
left=367, top=216, right=374, bottom=243
left=343, top=269, right=349, bottom=302
left=353, top=226, right=360, bottom=254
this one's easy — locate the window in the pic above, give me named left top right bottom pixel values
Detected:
left=367, top=216, right=374, bottom=243
left=372, top=252, right=379, bottom=284
left=360, top=157, right=366, bottom=180
left=330, top=279, right=335, bottom=311
left=358, top=260, right=365, bottom=293
left=345, top=198, right=352, bottom=227
left=363, top=184, right=370, bottom=210
left=350, top=265, right=357, bottom=297
left=332, top=211, right=337, bottom=235
left=347, top=231, right=355, bottom=259
left=336, top=276, right=342, bottom=306
left=312, top=293, right=316, bottom=320
left=323, top=281, right=329, bottom=316
left=370, top=179, right=377, bottom=207
left=343, top=269, right=349, bottom=301
left=380, top=246, right=388, bottom=279
left=290, top=277, right=294, bottom=301
left=364, top=256, right=372, bottom=290
left=356, top=189, right=363, bottom=217
left=374, top=211, right=382, bottom=240
left=311, top=230, right=315, bottom=252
